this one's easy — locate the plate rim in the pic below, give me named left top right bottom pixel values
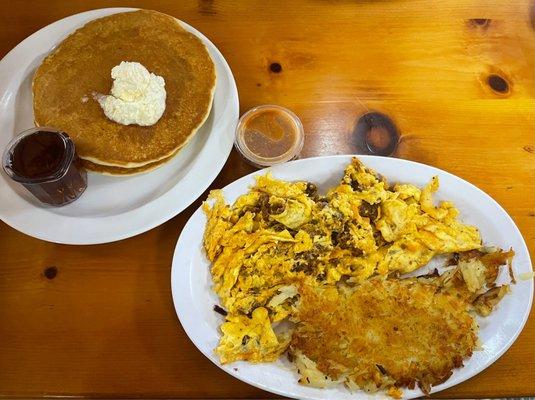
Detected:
left=0, top=7, right=239, bottom=245
left=171, top=154, right=534, bottom=400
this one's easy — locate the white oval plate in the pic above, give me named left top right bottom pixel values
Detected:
left=171, top=155, right=533, bottom=400
left=0, top=8, right=239, bottom=244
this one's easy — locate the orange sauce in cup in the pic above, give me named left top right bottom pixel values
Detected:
left=235, top=105, right=304, bottom=167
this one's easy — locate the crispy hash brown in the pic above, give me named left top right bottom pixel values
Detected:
left=290, top=248, right=513, bottom=395
left=290, top=278, right=478, bottom=395
left=202, top=157, right=514, bottom=396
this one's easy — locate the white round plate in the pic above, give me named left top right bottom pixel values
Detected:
left=0, top=8, right=239, bottom=244
left=171, top=155, right=533, bottom=400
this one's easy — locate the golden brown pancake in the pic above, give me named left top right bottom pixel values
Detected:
left=81, top=152, right=173, bottom=176
left=33, top=10, right=216, bottom=168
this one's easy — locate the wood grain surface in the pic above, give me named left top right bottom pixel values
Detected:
left=1, top=0, right=534, bottom=398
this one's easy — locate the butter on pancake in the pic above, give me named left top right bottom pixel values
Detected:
left=95, top=61, right=167, bottom=127
left=33, top=10, right=216, bottom=169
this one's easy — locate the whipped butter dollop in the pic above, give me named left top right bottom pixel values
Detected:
left=96, top=61, right=166, bottom=126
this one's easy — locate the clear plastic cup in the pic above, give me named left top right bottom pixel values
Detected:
left=2, top=127, right=87, bottom=206
left=234, top=105, right=305, bottom=168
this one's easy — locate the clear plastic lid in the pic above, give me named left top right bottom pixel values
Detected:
left=234, top=105, right=304, bottom=168
left=2, top=127, right=74, bottom=184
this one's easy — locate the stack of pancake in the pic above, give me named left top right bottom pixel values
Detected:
left=32, top=10, right=216, bottom=175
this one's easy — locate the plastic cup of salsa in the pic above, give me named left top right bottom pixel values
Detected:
left=234, top=105, right=305, bottom=168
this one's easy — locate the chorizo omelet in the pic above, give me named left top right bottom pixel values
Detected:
left=202, top=158, right=513, bottom=396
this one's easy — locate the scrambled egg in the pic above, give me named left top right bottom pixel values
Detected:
left=203, top=158, right=483, bottom=366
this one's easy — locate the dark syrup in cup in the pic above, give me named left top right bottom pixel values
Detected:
left=2, top=127, right=87, bottom=206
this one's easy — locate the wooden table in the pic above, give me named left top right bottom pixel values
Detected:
left=1, top=0, right=534, bottom=398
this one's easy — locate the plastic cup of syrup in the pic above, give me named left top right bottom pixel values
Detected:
left=234, top=105, right=304, bottom=168
left=2, top=127, right=87, bottom=206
